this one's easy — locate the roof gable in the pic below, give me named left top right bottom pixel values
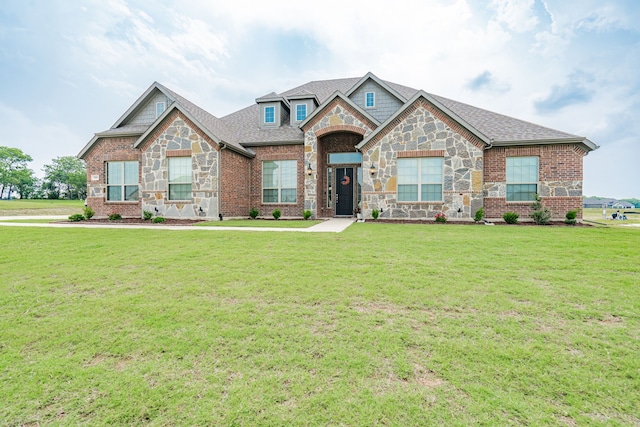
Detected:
left=299, top=91, right=380, bottom=130
left=345, top=72, right=407, bottom=103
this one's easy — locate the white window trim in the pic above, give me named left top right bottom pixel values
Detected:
left=365, top=91, right=375, bottom=108
left=397, top=157, right=444, bottom=202
left=262, top=160, right=297, bottom=204
left=106, top=161, right=139, bottom=202
left=506, top=156, right=539, bottom=202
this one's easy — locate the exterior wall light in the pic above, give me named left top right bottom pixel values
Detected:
left=369, top=164, right=376, bottom=176
left=307, top=163, right=313, bottom=176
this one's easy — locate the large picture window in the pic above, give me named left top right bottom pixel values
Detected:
left=506, top=156, right=538, bottom=201
left=397, top=158, right=443, bottom=202
left=168, top=157, right=192, bottom=200
left=107, top=161, right=138, bottom=201
left=263, top=160, right=297, bottom=203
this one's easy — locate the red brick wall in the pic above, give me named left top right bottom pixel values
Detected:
left=83, top=136, right=142, bottom=218
left=221, top=149, right=251, bottom=218
left=247, top=144, right=305, bottom=217
left=484, top=144, right=585, bottom=220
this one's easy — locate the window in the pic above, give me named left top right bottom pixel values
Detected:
left=506, top=156, right=538, bottom=201
left=263, top=160, right=297, bottom=203
left=156, top=102, right=165, bottom=117
left=397, top=158, right=443, bottom=202
left=168, top=157, right=192, bottom=200
left=264, top=106, right=275, bottom=124
left=296, top=104, right=307, bottom=121
left=365, top=92, right=375, bottom=108
left=107, top=161, right=138, bottom=201
left=328, top=152, right=362, bottom=164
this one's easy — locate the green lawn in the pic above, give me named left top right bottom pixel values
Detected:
left=0, top=199, right=84, bottom=216
left=583, top=207, right=640, bottom=227
left=196, top=219, right=323, bottom=228
left=1, top=224, right=638, bottom=426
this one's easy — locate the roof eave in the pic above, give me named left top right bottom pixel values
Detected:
left=77, top=135, right=99, bottom=159
left=492, top=137, right=599, bottom=152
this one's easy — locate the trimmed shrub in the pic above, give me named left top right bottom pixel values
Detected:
left=435, top=212, right=447, bottom=223
left=82, top=206, right=95, bottom=220
left=473, top=208, right=485, bottom=222
left=371, top=209, right=379, bottom=220
left=249, top=208, right=259, bottom=219
left=152, top=216, right=166, bottom=223
left=530, top=194, right=552, bottom=225
left=143, top=210, right=153, bottom=220
left=108, top=212, right=122, bottom=221
left=503, top=212, right=519, bottom=224
left=565, top=210, right=578, bottom=225
left=272, top=209, right=281, bottom=220
left=68, top=213, right=85, bottom=222
left=302, top=209, right=312, bottom=220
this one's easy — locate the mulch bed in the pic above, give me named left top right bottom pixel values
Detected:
left=372, top=219, right=591, bottom=226
left=58, top=218, right=206, bottom=226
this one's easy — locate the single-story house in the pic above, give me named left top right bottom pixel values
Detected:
left=78, top=72, right=598, bottom=221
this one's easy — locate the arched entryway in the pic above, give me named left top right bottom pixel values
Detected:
left=316, top=132, right=364, bottom=217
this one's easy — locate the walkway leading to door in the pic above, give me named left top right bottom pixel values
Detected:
left=0, top=216, right=356, bottom=233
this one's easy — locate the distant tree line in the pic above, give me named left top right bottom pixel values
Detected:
left=0, top=146, right=86, bottom=200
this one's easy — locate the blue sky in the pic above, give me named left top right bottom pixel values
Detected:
left=0, top=0, right=638, bottom=198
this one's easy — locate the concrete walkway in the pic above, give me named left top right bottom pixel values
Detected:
left=0, top=216, right=355, bottom=233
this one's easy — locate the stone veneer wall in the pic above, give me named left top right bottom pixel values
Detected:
left=83, top=136, right=141, bottom=218
left=361, top=103, right=484, bottom=220
left=483, top=144, right=585, bottom=220
left=303, top=99, right=375, bottom=217
left=139, top=114, right=220, bottom=219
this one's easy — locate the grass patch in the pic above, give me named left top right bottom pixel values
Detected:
left=0, top=199, right=84, bottom=216
left=583, top=207, right=640, bottom=228
left=1, top=224, right=639, bottom=425
left=0, top=219, right=59, bottom=223
left=195, top=219, right=323, bottom=228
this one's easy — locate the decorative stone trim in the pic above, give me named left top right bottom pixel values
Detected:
left=397, top=150, right=445, bottom=158
left=167, top=149, right=192, bottom=157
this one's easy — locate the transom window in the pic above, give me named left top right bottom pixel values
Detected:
left=263, top=160, right=297, bottom=203
left=107, top=161, right=139, bottom=201
left=397, top=158, right=443, bottom=202
left=328, top=152, right=362, bottom=164
left=264, top=106, right=275, bottom=124
left=365, top=92, right=375, bottom=108
left=156, top=102, right=166, bottom=118
left=296, top=104, right=307, bottom=121
left=506, top=156, right=538, bottom=201
left=168, top=157, right=192, bottom=200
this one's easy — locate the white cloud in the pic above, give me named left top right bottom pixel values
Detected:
left=489, top=0, right=539, bottom=32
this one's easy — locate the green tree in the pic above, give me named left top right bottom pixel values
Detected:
left=42, top=156, right=87, bottom=200
left=11, top=168, right=38, bottom=199
left=0, top=146, right=33, bottom=198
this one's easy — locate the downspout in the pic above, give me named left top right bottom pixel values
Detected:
left=219, top=142, right=226, bottom=221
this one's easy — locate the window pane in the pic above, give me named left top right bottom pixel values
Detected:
left=421, top=184, right=442, bottom=201
left=263, top=161, right=278, bottom=188
left=169, top=158, right=191, bottom=183
left=398, top=184, right=418, bottom=201
left=398, top=159, right=418, bottom=185
left=327, top=168, right=332, bottom=208
left=107, top=186, right=122, bottom=201
left=366, top=92, right=375, bottom=107
left=124, top=185, right=139, bottom=201
left=328, top=152, right=362, bottom=164
left=421, top=158, right=442, bottom=184
left=296, top=104, right=306, bottom=121
left=281, top=188, right=297, bottom=203
left=263, top=189, right=278, bottom=203
left=280, top=161, right=296, bottom=189
left=107, top=162, right=122, bottom=185
left=507, top=184, right=537, bottom=201
left=507, top=157, right=538, bottom=183
left=156, top=102, right=165, bottom=117
left=265, top=106, right=275, bottom=123
left=169, top=183, right=191, bottom=200
left=124, top=161, right=138, bottom=185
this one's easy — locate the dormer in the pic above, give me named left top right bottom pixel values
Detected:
left=286, top=90, right=320, bottom=127
left=255, top=92, right=290, bottom=129
left=346, top=72, right=406, bottom=123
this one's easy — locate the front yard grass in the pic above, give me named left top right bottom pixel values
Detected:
left=0, top=199, right=84, bottom=216
left=195, top=219, right=323, bottom=228
left=1, top=224, right=638, bottom=425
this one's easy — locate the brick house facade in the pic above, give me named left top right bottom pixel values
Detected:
left=78, top=72, right=597, bottom=221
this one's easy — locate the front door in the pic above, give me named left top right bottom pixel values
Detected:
left=335, top=167, right=354, bottom=216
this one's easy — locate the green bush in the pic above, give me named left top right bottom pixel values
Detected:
left=108, top=212, right=122, bottom=221
left=68, top=213, right=85, bottom=222
left=272, top=209, right=281, bottom=220
left=82, top=206, right=95, bottom=220
left=473, top=208, right=484, bottom=222
left=503, top=212, right=519, bottom=224
left=249, top=208, right=259, bottom=219
left=565, top=210, right=578, bottom=225
left=302, top=209, right=312, bottom=220
left=143, top=210, right=154, bottom=220
left=530, top=194, right=552, bottom=225
left=152, top=216, right=166, bottom=223
left=435, top=212, right=447, bottom=223
left=371, top=209, right=379, bottom=220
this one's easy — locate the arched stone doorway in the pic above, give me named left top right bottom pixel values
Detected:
left=316, top=132, right=364, bottom=217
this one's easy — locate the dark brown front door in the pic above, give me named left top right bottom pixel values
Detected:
left=335, top=167, right=354, bottom=216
